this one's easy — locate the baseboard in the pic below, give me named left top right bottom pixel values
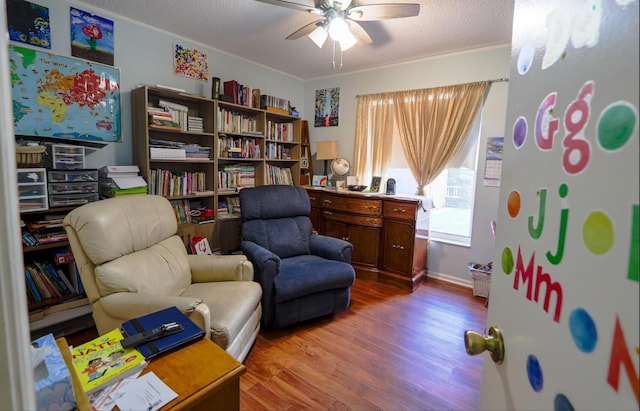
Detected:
left=426, top=270, right=473, bottom=289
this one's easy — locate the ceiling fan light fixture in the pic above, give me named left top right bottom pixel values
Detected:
left=308, top=26, right=328, bottom=48
left=338, top=29, right=357, bottom=50
left=328, top=17, right=348, bottom=41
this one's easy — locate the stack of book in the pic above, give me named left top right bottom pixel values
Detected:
left=23, top=215, right=68, bottom=245
left=184, top=144, right=211, bottom=160
left=147, top=107, right=180, bottom=131
left=187, top=116, right=204, bottom=132
left=158, top=99, right=189, bottom=130
left=99, top=165, right=148, bottom=198
left=149, top=138, right=187, bottom=160
left=240, top=164, right=256, bottom=187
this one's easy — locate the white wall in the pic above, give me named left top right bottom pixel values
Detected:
left=304, top=46, right=511, bottom=284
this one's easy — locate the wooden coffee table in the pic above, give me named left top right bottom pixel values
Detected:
left=142, top=338, right=246, bottom=411
left=60, top=337, right=246, bottom=411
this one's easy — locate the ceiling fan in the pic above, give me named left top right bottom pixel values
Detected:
left=256, top=0, right=420, bottom=51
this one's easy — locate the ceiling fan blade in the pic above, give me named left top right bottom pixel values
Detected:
left=348, top=3, right=420, bottom=21
left=286, top=19, right=325, bottom=39
left=346, top=20, right=372, bottom=45
left=255, top=0, right=324, bottom=15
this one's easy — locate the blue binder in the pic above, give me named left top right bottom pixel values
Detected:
left=121, top=306, right=206, bottom=359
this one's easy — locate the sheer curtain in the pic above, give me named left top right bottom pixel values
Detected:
left=353, top=93, right=394, bottom=183
left=392, top=81, right=489, bottom=194
left=354, top=81, right=489, bottom=194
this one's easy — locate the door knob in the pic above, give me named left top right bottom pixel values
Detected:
left=464, top=326, right=504, bottom=364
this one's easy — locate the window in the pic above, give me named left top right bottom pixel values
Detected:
left=385, top=110, right=482, bottom=246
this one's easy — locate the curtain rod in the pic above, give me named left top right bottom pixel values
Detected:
left=355, top=77, right=509, bottom=98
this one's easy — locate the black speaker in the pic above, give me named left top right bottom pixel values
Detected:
left=211, top=77, right=221, bottom=100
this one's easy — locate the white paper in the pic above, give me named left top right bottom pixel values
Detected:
left=114, top=372, right=178, bottom=411
left=88, top=370, right=144, bottom=411
left=111, top=176, right=147, bottom=189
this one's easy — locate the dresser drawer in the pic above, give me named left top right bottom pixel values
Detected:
left=323, top=210, right=383, bottom=227
left=322, top=194, right=382, bottom=215
left=383, top=201, right=417, bottom=221
left=307, top=191, right=324, bottom=207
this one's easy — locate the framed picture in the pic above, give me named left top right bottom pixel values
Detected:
left=336, top=180, right=346, bottom=191
left=312, top=175, right=328, bottom=187
left=368, top=176, right=382, bottom=192
left=70, top=7, right=115, bottom=65
left=314, top=87, right=340, bottom=127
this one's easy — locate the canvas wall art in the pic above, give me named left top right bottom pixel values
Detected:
left=6, top=0, right=51, bottom=48
left=174, top=44, right=209, bottom=80
left=70, top=7, right=115, bottom=66
left=315, top=87, right=340, bottom=127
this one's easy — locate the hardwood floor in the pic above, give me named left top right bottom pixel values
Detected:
left=240, top=278, right=488, bottom=411
left=65, top=277, right=487, bottom=410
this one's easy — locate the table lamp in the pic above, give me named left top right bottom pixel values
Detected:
left=315, top=140, right=338, bottom=176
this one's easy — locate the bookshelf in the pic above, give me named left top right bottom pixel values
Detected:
left=264, top=111, right=301, bottom=185
left=20, top=206, right=93, bottom=339
left=132, top=86, right=217, bottom=248
left=132, top=86, right=302, bottom=253
left=299, top=120, right=313, bottom=186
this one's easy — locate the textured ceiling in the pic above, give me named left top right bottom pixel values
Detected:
left=76, top=0, right=514, bottom=80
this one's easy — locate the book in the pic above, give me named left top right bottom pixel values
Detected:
left=99, top=165, right=140, bottom=176
left=71, top=328, right=147, bottom=395
left=150, top=147, right=187, bottom=160
left=121, top=306, right=206, bottom=360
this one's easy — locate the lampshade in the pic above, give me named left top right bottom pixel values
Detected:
left=328, top=17, right=357, bottom=50
left=308, top=26, right=328, bottom=48
left=316, top=140, right=338, bottom=160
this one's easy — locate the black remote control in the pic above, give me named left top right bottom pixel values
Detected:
left=121, top=322, right=183, bottom=349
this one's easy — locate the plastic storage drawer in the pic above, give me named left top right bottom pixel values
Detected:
left=48, top=182, right=99, bottom=194
left=50, top=144, right=85, bottom=170
left=48, top=169, right=98, bottom=183
left=49, top=193, right=99, bottom=207
left=17, top=168, right=48, bottom=212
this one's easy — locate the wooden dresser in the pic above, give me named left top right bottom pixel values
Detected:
left=305, top=187, right=429, bottom=291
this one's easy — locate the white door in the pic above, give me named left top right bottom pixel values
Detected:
left=466, top=1, right=639, bottom=410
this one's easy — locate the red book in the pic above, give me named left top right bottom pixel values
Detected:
left=223, top=80, right=239, bottom=103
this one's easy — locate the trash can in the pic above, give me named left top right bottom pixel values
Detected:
left=468, top=262, right=492, bottom=298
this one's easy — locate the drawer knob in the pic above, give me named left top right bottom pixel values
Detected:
left=392, top=244, right=405, bottom=250
left=323, top=199, right=332, bottom=204
left=365, top=205, right=378, bottom=210
left=393, top=208, right=406, bottom=213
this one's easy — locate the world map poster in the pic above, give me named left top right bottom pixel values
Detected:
left=9, top=45, right=121, bottom=143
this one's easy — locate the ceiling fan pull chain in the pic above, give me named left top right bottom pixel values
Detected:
left=340, top=47, right=344, bottom=71
left=332, top=40, right=336, bottom=69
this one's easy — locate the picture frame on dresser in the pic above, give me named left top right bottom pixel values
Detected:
left=368, top=176, right=381, bottom=192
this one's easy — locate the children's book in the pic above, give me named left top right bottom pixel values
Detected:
left=71, top=328, right=147, bottom=395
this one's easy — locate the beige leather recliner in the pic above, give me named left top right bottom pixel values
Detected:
left=63, top=194, right=262, bottom=362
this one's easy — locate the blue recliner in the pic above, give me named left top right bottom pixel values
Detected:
left=239, top=185, right=356, bottom=328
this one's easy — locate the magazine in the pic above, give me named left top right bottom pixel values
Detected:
left=71, top=328, right=147, bottom=395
